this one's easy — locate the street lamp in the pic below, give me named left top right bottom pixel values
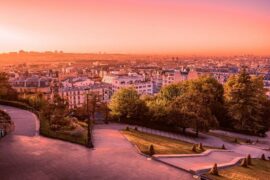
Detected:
left=86, top=93, right=94, bottom=148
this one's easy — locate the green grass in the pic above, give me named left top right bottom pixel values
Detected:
left=121, top=129, right=215, bottom=155
left=40, top=116, right=88, bottom=146
left=205, top=159, right=270, bottom=180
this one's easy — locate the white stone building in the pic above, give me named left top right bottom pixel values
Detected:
left=102, top=74, right=154, bottom=95
left=59, top=83, right=112, bottom=109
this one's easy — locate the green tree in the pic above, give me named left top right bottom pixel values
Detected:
left=109, top=87, right=146, bottom=123
left=0, top=72, right=18, bottom=100
left=224, top=69, right=268, bottom=135
left=146, top=82, right=187, bottom=124
left=146, top=97, right=170, bottom=123
left=26, top=93, right=47, bottom=111
left=197, top=76, right=226, bottom=127
left=174, top=76, right=220, bottom=136
left=168, top=97, right=191, bottom=134
left=158, top=83, right=183, bottom=102
left=45, top=94, right=69, bottom=130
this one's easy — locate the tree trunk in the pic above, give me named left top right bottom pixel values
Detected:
left=182, top=127, right=186, bottom=134
left=196, top=129, right=199, bottom=137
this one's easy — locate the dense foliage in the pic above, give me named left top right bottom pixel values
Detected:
left=109, top=71, right=269, bottom=136
left=109, top=87, right=147, bottom=123
left=0, top=72, right=18, bottom=100
left=224, top=69, right=270, bottom=135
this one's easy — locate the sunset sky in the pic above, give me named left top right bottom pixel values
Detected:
left=0, top=0, right=270, bottom=55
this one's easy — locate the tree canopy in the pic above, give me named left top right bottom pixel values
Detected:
left=224, top=69, right=268, bottom=134
left=0, top=72, right=18, bottom=100
left=109, top=87, right=146, bottom=122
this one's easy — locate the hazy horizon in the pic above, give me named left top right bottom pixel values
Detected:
left=1, top=0, right=270, bottom=56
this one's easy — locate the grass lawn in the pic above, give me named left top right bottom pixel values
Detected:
left=205, top=159, right=270, bottom=180
left=121, top=129, right=215, bottom=155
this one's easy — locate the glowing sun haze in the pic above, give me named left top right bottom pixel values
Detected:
left=0, top=0, right=270, bottom=55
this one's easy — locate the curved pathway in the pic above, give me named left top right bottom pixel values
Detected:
left=132, top=125, right=270, bottom=158
left=155, top=150, right=245, bottom=174
left=0, top=105, right=192, bottom=180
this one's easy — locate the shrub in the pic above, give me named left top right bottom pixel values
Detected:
left=234, top=138, right=238, bottom=143
left=134, top=126, right=138, bottom=131
left=126, top=126, right=130, bottom=131
left=246, top=139, right=251, bottom=144
left=247, top=154, right=252, bottom=165
left=192, top=144, right=197, bottom=152
left=261, top=154, right=266, bottom=160
left=221, top=144, right=226, bottom=150
left=240, top=158, right=248, bottom=167
left=149, top=144, right=155, bottom=156
left=209, top=163, right=219, bottom=176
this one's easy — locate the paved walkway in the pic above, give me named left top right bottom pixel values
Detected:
left=156, top=150, right=245, bottom=174
left=132, top=125, right=270, bottom=158
left=211, top=129, right=270, bottom=149
left=0, top=105, right=192, bottom=180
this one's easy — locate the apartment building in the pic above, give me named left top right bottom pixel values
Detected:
left=152, top=70, right=189, bottom=93
left=102, top=74, right=154, bottom=95
left=59, top=83, right=112, bottom=109
left=11, top=76, right=54, bottom=99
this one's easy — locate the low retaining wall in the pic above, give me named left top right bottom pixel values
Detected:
left=153, top=149, right=233, bottom=158
left=0, top=100, right=39, bottom=116
left=154, top=149, right=245, bottom=175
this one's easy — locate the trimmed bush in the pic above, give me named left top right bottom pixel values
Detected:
left=261, top=154, right=266, bottom=160
left=209, top=163, right=219, bottom=176
left=240, top=158, right=248, bottom=167
left=221, top=144, right=226, bottom=150
left=149, top=144, right=155, bottom=156
left=247, top=154, right=252, bottom=165
left=192, top=144, right=197, bottom=152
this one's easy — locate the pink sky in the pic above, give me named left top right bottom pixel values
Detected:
left=0, top=0, right=270, bottom=55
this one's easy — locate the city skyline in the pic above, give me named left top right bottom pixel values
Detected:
left=1, top=0, right=270, bottom=56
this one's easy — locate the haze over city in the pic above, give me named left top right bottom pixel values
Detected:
left=1, top=0, right=270, bottom=55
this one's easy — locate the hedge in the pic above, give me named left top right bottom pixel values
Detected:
left=0, top=99, right=39, bottom=116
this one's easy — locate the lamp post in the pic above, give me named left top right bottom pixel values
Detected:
left=86, top=93, right=94, bottom=148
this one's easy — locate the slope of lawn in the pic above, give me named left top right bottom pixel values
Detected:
left=205, top=159, right=270, bottom=180
left=121, top=128, right=215, bottom=155
left=207, top=131, right=250, bottom=145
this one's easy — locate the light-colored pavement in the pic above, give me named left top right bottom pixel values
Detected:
left=0, top=106, right=39, bottom=137
left=156, top=150, right=245, bottom=174
left=0, top=105, right=193, bottom=180
left=211, top=129, right=270, bottom=149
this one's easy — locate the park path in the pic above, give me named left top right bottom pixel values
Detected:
left=211, top=129, right=270, bottom=149
left=0, top=105, right=192, bottom=180
left=131, top=125, right=270, bottom=158
left=155, top=150, right=245, bottom=174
